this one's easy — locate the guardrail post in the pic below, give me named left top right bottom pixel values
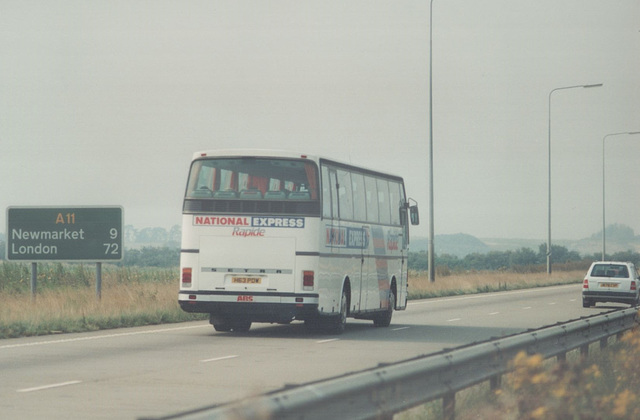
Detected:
left=443, top=392, right=455, bottom=420
left=600, top=337, right=609, bottom=349
left=580, top=344, right=589, bottom=359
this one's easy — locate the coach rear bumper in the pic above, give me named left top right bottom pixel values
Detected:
left=179, top=291, right=320, bottom=323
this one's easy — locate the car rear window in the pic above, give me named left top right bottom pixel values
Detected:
left=590, top=264, right=629, bottom=278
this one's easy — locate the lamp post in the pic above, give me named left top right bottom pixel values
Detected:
left=427, top=0, right=435, bottom=282
left=602, top=131, right=640, bottom=260
left=547, top=83, right=602, bottom=274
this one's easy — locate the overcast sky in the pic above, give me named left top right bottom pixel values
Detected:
left=1, top=1, right=639, bottom=241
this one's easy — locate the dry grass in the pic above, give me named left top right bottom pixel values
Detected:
left=408, top=269, right=583, bottom=299
left=2, top=282, right=171, bottom=323
left=0, top=278, right=205, bottom=338
left=0, top=266, right=583, bottom=339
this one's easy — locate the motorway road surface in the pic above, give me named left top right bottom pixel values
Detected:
left=0, top=284, right=627, bottom=420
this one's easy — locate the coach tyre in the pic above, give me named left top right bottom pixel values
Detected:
left=329, top=289, right=348, bottom=334
left=232, top=321, right=252, bottom=332
left=374, top=289, right=394, bottom=327
left=213, top=322, right=232, bottom=332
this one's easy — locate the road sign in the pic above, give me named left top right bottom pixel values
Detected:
left=6, top=206, right=123, bottom=261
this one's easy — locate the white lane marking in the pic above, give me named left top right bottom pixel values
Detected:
left=17, top=380, right=82, bottom=393
left=392, top=327, right=410, bottom=331
left=523, top=306, right=532, bottom=310
left=410, top=284, right=578, bottom=306
left=0, top=324, right=210, bottom=350
left=548, top=302, right=557, bottom=305
left=447, top=318, right=461, bottom=322
left=488, top=312, right=500, bottom=316
left=317, top=338, right=340, bottom=344
left=200, top=355, right=238, bottom=363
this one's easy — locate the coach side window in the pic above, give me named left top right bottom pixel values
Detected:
left=377, top=178, right=391, bottom=224
left=364, top=176, right=379, bottom=223
left=351, top=173, right=367, bottom=222
left=321, top=166, right=332, bottom=218
left=337, top=169, right=354, bottom=221
left=389, top=181, right=402, bottom=225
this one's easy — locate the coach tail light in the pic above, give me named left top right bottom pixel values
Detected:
left=303, top=270, right=314, bottom=291
left=182, top=267, right=192, bottom=288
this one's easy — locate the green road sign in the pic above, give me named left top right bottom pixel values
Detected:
left=6, top=206, right=123, bottom=261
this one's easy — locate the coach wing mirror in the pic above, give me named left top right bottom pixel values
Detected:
left=408, top=199, right=419, bottom=225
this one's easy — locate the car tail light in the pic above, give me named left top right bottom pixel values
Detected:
left=303, top=271, right=314, bottom=290
left=631, top=281, right=637, bottom=291
left=583, top=279, right=589, bottom=289
left=182, top=267, right=192, bottom=287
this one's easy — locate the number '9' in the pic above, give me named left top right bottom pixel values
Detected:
left=110, top=228, right=118, bottom=239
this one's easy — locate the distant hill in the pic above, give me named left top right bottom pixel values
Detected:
left=411, top=224, right=640, bottom=258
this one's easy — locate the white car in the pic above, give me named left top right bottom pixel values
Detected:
left=582, top=261, right=640, bottom=308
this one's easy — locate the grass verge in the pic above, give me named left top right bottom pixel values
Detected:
left=0, top=265, right=582, bottom=340
left=408, top=269, right=583, bottom=299
left=0, top=264, right=206, bottom=339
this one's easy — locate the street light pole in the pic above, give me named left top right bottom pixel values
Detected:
left=428, top=0, right=436, bottom=282
left=602, top=131, right=640, bottom=260
left=547, top=83, right=602, bottom=274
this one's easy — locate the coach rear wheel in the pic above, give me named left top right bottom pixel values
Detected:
left=373, top=290, right=395, bottom=327
left=322, top=289, right=348, bottom=335
left=212, top=323, right=232, bottom=332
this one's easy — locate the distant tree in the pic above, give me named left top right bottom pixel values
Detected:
left=124, top=225, right=138, bottom=244
left=136, top=227, right=168, bottom=243
left=509, top=247, right=539, bottom=267
left=121, top=246, right=179, bottom=267
left=484, top=251, right=512, bottom=270
left=435, top=253, right=462, bottom=271
left=537, top=244, right=579, bottom=264
left=610, top=251, right=640, bottom=266
left=168, top=225, right=182, bottom=243
left=408, top=251, right=429, bottom=271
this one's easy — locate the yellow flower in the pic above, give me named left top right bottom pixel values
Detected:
left=584, top=364, right=601, bottom=378
left=531, top=372, right=548, bottom=385
left=512, top=350, right=529, bottom=366
left=613, top=389, right=635, bottom=418
left=553, top=386, right=566, bottom=398
left=531, top=406, right=548, bottom=419
left=526, top=354, right=544, bottom=369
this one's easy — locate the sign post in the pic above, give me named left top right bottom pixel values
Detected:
left=6, top=206, right=123, bottom=299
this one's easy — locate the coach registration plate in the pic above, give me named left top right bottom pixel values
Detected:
left=600, top=282, right=618, bottom=288
left=232, top=277, right=262, bottom=284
